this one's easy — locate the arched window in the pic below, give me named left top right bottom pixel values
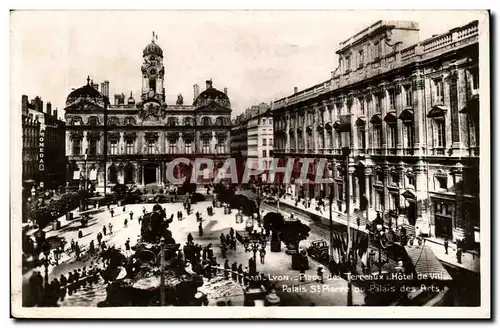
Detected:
left=124, top=164, right=135, bottom=184
left=71, top=116, right=83, bottom=126
left=167, top=117, right=178, bottom=127
left=124, top=117, right=136, bottom=126
left=202, top=117, right=211, bottom=126
left=108, top=165, right=118, bottom=184
left=87, top=116, right=99, bottom=126
left=184, top=117, right=193, bottom=126
left=108, top=117, right=119, bottom=126
left=215, top=117, right=225, bottom=126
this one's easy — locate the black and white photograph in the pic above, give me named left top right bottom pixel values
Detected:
left=9, top=10, right=490, bottom=318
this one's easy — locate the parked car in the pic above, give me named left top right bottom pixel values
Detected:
left=307, top=239, right=330, bottom=262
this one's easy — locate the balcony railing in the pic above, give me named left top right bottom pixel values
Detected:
left=433, top=147, right=446, bottom=155
left=272, top=20, right=478, bottom=111
left=403, top=148, right=414, bottom=155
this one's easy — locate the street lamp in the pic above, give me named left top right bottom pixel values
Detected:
left=159, top=236, right=166, bottom=306
left=41, top=242, right=57, bottom=288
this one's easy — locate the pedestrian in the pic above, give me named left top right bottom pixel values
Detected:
left=187, top=233, right=194, bottom=244
left=142, top=206, right=146, bottom=215
left=456, top=248, right=462, bottom=264
left=75, top=242, right=81, bottom=260
left=89, top=240, right=95, bottom=254
left=78, top=230, right=83, bottom=239
left=107, top=204, right=110, bottom=211
left=202, top=246, right=207, bottom=261
left=444, top=238, right=449, bottom=255
left=198, top=221, right=203, bottom=237
left=124, top=218, right=128, bottom=228
left=177, top=211, right=181, bottom=221
left=110, top=208, right=114, bottom=217
left=231, top=262, right=238, bottom=280
left=221, top=244, right=227, bottom=258
left=224, top=260, right=230, bottom=279
left=220, top=233, right=225, bottom=245
left=243, top=267, right=249, bottom=286
left=230, top=227, right=235, bottom=239
left=102, top=225, right=107, bottom=236
left=237, top=264, right=243, bottom=283
left=317, top=265, right=324, bottom=284
left=129, top=211, right=134, bottom=221
left=125, top=238, right=131, bottom=251
left=123, top=205, right=126, bottom=212
left=97, top=232, right=103, bottom=245
left=108, top=223, right=113, bottom=234
left=260, top=247, right=266, bottom=264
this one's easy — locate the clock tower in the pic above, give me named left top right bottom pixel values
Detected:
left=141, top=32, right=165, bottom=102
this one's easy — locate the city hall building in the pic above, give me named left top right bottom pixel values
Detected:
left=272, top=20, right=480, bottom=245
left=64, top=36, right=232, bottom=190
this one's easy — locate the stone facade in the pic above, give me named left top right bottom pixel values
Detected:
left=231, top=103, right=274, bottom=179
left=64, top=36, right=232, bottom=191
left=22, top=95, right=66, bottom=189
left=272, top=20, right=480, bottom=245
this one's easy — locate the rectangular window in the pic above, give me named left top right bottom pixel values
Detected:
left=126, top=140, right=134, bottom=154
left=436, top=121, right=446, bottom=148
left=73, top=139, right=81, bottom=156
left=169, top=141, right=177, bottom=154
left=336, top=131, right=342, bottom=149
left=217, top=139, right=225, bottom=154
left=149, top=79, right=156, bottom=92
left=262, top=150, right=267, bottom=157
left=346, top=56, right=351, bottom=71
left=359, top=98, right=365, bottom=115
left=375, top=190, right=384, bottom=211
left=110, top=140, right=118, bottom=155
left=404, top=124, right=415, bottom=149
left=358, top=50, right=364, bottom=67
left=338, top=183, right=344, bottom=201
left=269, top=139, right=273, bottom=146
left=358, top=127, right=366, bottom=149
left=89, top=139, right=97, bottom=155
left=203, top=139, right=210, bottom=154
left=185, top=141, right=192, bottom=154
left=374, top=125, right=383, bottom=148
left=148, top=141, right=155, bottom=154
left=405, top=85, right=413, bottom=107
left=434, top=78, right=444, bottom=104
left=389, top=193, right=399, bottom=210
left=391, top=173, right=399, bottom=185
left=262, top=139, right=267, bottom=146
left=376, top=95, right=383, bottom=112
left=269, top=150, right=273, bottom=157
left=389, top=89, right=396, bottom=110
left=374, top=41, right=381, bottom=59
left=388, top=125, right=397, bottom=148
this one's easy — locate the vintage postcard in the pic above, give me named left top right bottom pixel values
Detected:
left=10, top=10, right=490, bottom=319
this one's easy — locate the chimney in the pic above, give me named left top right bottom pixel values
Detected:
left=102, top=80, right=110, bottom=97
left=46, top=102, right=52, bottom=116
left=114, top=94, right=120, bottom=105
left=206, top=79, right=213, bottom=90
left=193, top=84, right=200, bottom=100
left=34, top=97, right=43, bottom=113
left=294, top=87, right=298, bottom=94
left=21, top=95, right=28, bottom=113
left=224, top=87, right=228, bottom=95
left=53, top=109, right=58, bottom=119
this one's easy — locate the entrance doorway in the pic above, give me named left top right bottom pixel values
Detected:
left=144, top=164, right=158, bottom=185
left=408, top=201, right=417, bottom=226
left=434, top=201, right=453, bottom=239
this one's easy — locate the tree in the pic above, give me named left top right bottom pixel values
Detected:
left=263, top=212, right=285, bottom=234
left=280, top=220, right=311, bottom=252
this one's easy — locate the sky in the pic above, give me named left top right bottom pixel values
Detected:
left=10, top=10, right=485, bottom=118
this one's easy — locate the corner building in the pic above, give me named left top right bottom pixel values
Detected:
left=272, top=20, right=480, bottom=246
left=64, top=36, right=232, bottom=190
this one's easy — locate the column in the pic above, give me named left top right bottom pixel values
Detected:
left=136, top=165, right=141, bottom=185
left=414, top=160, right=430, bottom=236
left=312, top=108, right=318, bottom=154
left=82, top=131, right=89, bottom=154
left=285, top=114, right=290, bottom=152
left=364, top=166, right=373, bottom=223
left=347, top=162, right=355, bottom=215
left=382, top=164, right=390, bottom=213
left=396, top=85, right=403, bottom=155
left=355, top=175, right=361, bottom=210
left=452, top=163, right=465, bottom=242
left=141, top=165, right=145, bottom=185
left=412, top=70, right=426, bottom=156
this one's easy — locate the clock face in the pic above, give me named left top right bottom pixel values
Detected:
left=150, top=55, right=155, bottom=61
left=148, top=90, right=155, bottom=98
left=149, top=68, right=157, bottom=76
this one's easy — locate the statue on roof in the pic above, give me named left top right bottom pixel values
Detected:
left=176, top=94, right=184, bottom=105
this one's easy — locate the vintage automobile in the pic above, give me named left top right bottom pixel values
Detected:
left=306, top=240, right=330, bottom=262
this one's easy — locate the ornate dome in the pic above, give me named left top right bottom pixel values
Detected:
left=65, top=77, right=104, bottom=106
left=193, top=80, right=231, bottom=108
left=128, top=92, right=135, bottom=105
left=143, top=41, right=163, bottom=58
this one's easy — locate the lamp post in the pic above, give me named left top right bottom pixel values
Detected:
left=342, top=146, right=353, bottom=307
left=375, top=224, right=384, bottom=275
left=84, top=148, right=88, bottom=191
left=41, top=243, right=56, bottom=288
left=159, top=236, right=165, bottom=306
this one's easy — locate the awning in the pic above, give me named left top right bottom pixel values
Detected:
left=73, top=170, right=81, bottom=180
left=370, top=114, right=382, bottom=125
left=427, top=105, right=448, bottom=118
left=404, top=244, right=453, bottom=281
left=89, top=169, right=98, bottom=181
left=384, top=111, right=397, bottom=124
left=399, top=108, right=414, bottom=123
